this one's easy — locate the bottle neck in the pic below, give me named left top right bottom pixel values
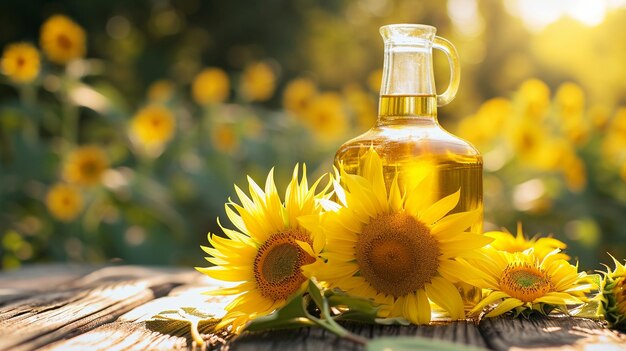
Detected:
left=378, top=95, right=437, bottom=122
left=378, top=39, right=438, bottom=122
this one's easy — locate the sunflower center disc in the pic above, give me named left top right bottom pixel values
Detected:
left=254, top=229, right=314, bottom=301
left=500, top=264, right=552, bottom=302
left=356, top=212, right=441, bottom=298
left=57, top=34, right=73, bottom=51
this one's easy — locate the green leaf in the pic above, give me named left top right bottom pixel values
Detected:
left=373, top=317, right=411, bottom=326
left=587, top=273, right=602, bottom=290
left=245, top=294, right=315, bottom=331
left=572, top=300, right=603, bottom=319
left=327, top=292, right=380, bottom=323
left=308, top=279, right=325, bottom=310
left=147, top=307, right=220, bottom=346
left=366, top=337, right=488, bottom=351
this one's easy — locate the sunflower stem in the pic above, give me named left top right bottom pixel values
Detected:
left=61, top=72, right=79, bottom=150
left=306, top=284, right=368, bottom=346
left=189, top=321, right=206, bottom=347
left=19, top=83, right=39, bottom=145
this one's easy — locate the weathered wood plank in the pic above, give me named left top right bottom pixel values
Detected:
left=0, top=266, right=201, bottom=351
left=479, top=315, right=626, bottom=350
left=40, top=320, right=227, bottom=351
left=0, top=264, right=98, bottom=305
left=40, top=282, right=232, bottom=351
left=230, top=321, right=489, bottom=351
left=2, top=265, right=626, bottom=351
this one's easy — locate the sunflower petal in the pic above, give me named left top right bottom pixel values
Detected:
left=419, top=189, right=460, bottom=225
left=415, top=289, right=431, bottom=324
left=425, top=277, right=465, bottom=320
left=485, top=297, right=524, bottom=317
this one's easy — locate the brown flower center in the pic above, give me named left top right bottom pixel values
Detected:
left=253, top=229, right=315, bottom=301
left=79, top=160, right=100, bottom=177
left=500, top=263, right=552, bottom=302
left=355, top=212, right=441, bottom=297
left=57, top=34, right=73, bottom=51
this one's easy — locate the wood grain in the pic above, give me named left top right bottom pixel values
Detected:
left=0, top=265, right=201, bottom=351
left=479, top=315, right=626, bottom=351
left=231, top=321, right=488, bottom=351
left=1, top=265, right=625, bottom=351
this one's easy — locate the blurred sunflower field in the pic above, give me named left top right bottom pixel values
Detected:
left=1, top=0, right=626, bottom=269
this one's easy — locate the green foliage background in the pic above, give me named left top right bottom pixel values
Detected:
left=1, top=0, right=626, bottom=269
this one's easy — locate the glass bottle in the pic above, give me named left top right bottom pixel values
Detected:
left=334, top=24, right=483, bottom=308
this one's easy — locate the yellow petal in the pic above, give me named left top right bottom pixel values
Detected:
left=425, top=276, right=465, bottom=320
left=431, top=210, right=480, bottom=236
left=415, top=289, right=432, bottom=324
left=388, top=175, right=403, bottom=212
left=485, top=297, right=524, bottom=317
left=439, top=235, right=494, bottom=258
left=418, top=189, right=460, bottom=225
left=470, top=291, right=510, bottom=316
left=362, top=148, right=388, bottom=212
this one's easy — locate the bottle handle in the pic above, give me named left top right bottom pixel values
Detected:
left=433, top=36, right=460, bottom=106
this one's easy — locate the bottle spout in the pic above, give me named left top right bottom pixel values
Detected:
left=378, top=24, right=460, bottom=108
left=379, top=24, right=437, bottom=98
left=380, top=24, right=436, bottom=46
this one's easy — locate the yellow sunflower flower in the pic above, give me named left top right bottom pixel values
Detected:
left=282, top=77, right=317, bottom=118
left=191, top=68, right=230, bottom=105
left=343, top=84, right=376, bottom=132
left=485, top=222, right=569, bottom=261
left=63, top=145, right=109, bottom=186
left=130, top=105, right=176, bottom=149
left=211, top=123, right=239, bottom=154
left=303, top=92, right=348, bottom=142
left=46, top=183, right=84, bottom=222
left=1, top=43, right=40, bottom=83
left=196, top=165, right=329, bottom=332
left=518, top=78, right=550, bottom=120
left=464, top=248, right=593, bottom=317
left=147, top=79, right=175, bottom=102
left=367, top=69, right=383, bottom=93
left=306, top=148, right=491, bottom=324
left=40, top=15, right=86, bottom=64
left=599, top=255, right=626, bottom=329
left=240, top=61, right=276, bottom=102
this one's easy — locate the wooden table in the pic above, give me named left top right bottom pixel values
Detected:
left=0, top=264, right=625, bottom=351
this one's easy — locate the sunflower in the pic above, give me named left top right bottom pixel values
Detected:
left=191, top=68, right=230, bottom=105
left=63, top=145, right=109, bottom=186
left=40, top=15, right=86, bottom=65
left=343, top=84, right=377, bottom=132
left=303, top=92, right=348, bottom=142
left=46, top=183, right=84, bottom=222
left=463, top=248, right=593, bottom=318
left=196, top=165, right=329, bottom=332
left=147, top=79, right=175, bottom=102
left=306, top=148, right=491, bottom=324
left=130, top=105, right=176, bottom=150
left=518, top=78, right=550, bottom=120
left=282, top=77, right=317, bottom=118
left=485, top=222, right=569, bottom=261
left=1, top=42, right=40, bottom=84
left=211, top=123, right=239, bottom=154
left=240, top=61, right=276, bottom=102
left=599, top=255, right=626, bottom=329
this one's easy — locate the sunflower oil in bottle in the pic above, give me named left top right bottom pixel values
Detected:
left=334, top=25, right=483, bottom=310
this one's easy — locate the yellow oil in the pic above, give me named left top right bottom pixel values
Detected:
left=335, top=95, right=484, bottom=308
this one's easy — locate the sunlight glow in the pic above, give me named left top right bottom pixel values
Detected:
left=447, top=0, right=484, bottom=36
left=504, top=0, right=626, bottom=31
left=513, top=179, right=545, bottom=211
